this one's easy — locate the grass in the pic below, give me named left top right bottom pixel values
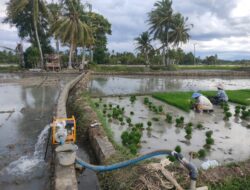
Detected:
left=177, top=65, right=250, bottom=71
left=209, top=176, right=250, bottom=190
left=153, top=89, right=250, bottom=112
left=90, top=64, right=250, bottom=73
left=203, top=90, right=250, bottom=105
left=152, top=91, right=193, bottom=112
left=0, top=66, right=21, bottom=72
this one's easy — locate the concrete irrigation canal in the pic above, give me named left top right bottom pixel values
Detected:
left=0, top=71, right=249, bottom=190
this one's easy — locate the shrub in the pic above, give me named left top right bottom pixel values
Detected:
left=175, top=145, right=182, bottom=153
left=196, top=123, right=204, bottom=129
left=205, top=130, right=213, bottom=138
left=198, top=149, right=206, bottom=158
left=166, top=114, right=173, bottom=123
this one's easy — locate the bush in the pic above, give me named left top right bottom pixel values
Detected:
left=175, top=145, right=182, bottom=153
left=24, top=46, right=40, bottom=68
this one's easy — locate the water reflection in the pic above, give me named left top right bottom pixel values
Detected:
left=88, top=75, right=250, bottom=96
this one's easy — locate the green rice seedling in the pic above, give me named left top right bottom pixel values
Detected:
left=198, top=149, right=206, bottom=158
left=144, top=97, right=149, bottom=104
left=180, top=116, right=184, bottom=123
left=148, top=101, right=153, bottom=106
left=241, top=110, right=250, bottom=120
left=147, top=121, right=152, bottom=127
left=121, top=122, right=125, bottom=126
left=175, top=145, right=182, bottom=153
left=135, top=123, right=144, bottom=130
left=223, top=106, right=230, bottom=113
left=185, top=134, right=192, bottom=140
left=176, top=116, right=184, bottom=127
left=224, top=111, right=232, bottom=120
left=167, top=155, right=176, bottom=162
left=116, top=105, right=120, bottom=109
left=126, top=117, right=132, bottom=125
left=206, top=137, right=214, bottom=145
left=95, top=102, right=99, bottom=108
left=205, top=130, right=213, bottom=138
left=146, top=126, right=152, bottom=131
left=99, top=98, right=102, bottom=102
left=107, top=113, right=111, bottom=118
left=246, top=125, right=250, bottom=129
left=130, top=95, right=137, bottom=103
left=121, top=107, right=125, bottom=112
left=118, top=117, right=124, bottom=122
left=166, top=113, right=173, bottom=124
left=129, top=144, right=137, bottom=155
left=158, top=105, right=163, bottom=113
left=241, top=106, right=246, bottom=111
left=130, top=111, right=134, bottom=115
left=186, top=122, right=193, bottom=128
left=103, top=104, right=107, bottom=108
left=235, top=106, right=241, bottom=116
left=152, top=117, right=160, bottom=122
left=185, top=127, right=192, bottom=135
left=102, top=109, right=107, bottom=115
left=196, top=123, right=204, bottom=129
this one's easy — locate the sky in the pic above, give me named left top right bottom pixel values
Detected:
left=1, top=0, right=250, bottom=60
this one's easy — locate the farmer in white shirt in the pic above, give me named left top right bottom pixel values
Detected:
left=192, top=92, right=213, bottom=112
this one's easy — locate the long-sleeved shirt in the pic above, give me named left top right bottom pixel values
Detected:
left=197, top=95, right=213, bottom=110
left=217, top=89, right=228, bottom=102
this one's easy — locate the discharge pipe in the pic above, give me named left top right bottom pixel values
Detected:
left=75, top=149, right=198, bottom=190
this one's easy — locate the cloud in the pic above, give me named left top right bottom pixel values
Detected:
left=1, top=0, right=250, bottom=60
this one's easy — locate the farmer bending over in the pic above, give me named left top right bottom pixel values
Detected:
left=192, top=92, right=213, bottom=112
left=209, top=84, right=228, bottom=105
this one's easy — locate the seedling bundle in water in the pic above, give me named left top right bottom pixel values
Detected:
left=176, top=116, right=184, bottom=127
left=130, top=95, right=137, bottom=103
left=205, top=130, right=214, bottom=149
left=166, top=113, right=173, bottom=123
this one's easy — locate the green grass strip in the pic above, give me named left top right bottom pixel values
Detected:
left=153, top=89, right=250, bottom=112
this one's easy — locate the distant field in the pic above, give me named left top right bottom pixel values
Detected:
left=90, top=64, right=250, bottom=72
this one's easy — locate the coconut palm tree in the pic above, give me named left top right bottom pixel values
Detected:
left=134, top=32, right=153, bottom=65
left=6, top=0, right=47, bottom=68
left=169, top=13, right=192, bottom=47
left=148, top=0, right=173, bottom=65
left=51, top=0, right=93, bottom=68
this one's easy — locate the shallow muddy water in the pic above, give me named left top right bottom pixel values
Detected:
left=88, top=75, right=250, bottom=96
left=96, top=96, right=250, bottom=166
left=0, top=73, right=76, bottom=190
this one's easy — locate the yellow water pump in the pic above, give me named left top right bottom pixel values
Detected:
left=51, top=116, right=76, bottom=145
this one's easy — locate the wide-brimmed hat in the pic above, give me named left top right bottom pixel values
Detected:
left=192, top=92, right=202, bottom=99
left=217, top=83, right=224, bottom=90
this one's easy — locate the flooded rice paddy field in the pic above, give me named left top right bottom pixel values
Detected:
left=88, top=75, right=250, bottom=96
left=0, top=73, right=77, bottom=190
left=95, top=96, right=250, bottom=166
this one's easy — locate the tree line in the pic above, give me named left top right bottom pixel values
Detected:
left=4, top=0, right=111, bottom=68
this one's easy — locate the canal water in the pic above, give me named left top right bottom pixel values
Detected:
left=0, top=73, right=77, bottom=190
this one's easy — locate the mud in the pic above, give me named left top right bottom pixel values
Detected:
left=94, top=96, right=250, bottom=166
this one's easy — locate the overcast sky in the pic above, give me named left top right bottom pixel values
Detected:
left=1, top=0, right=250, bottom=60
